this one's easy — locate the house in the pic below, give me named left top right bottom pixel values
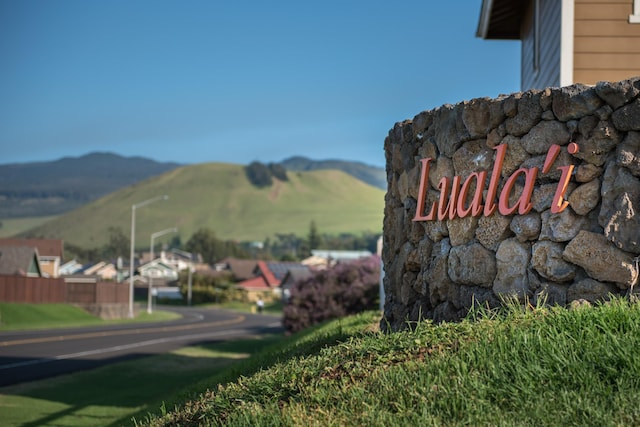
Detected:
left=236, top=261, right=282, bottom=302
left=216, top=257, right=259, bottom=281
left=265, top=261, right=307, bottom=282
left=60, top=259, right=84, bottom=276
left=279, top=265, right=312, bottom=302
left=137, top=258, right=179, bottom=284
left=82, top=261, right=118, bottom=281
left=301, top=254, right=331, bottom=269
left=302, top=250, right=373, bottom=269
left=477, top=0, right=640, bottom=90
left=0, top=238, right=64, bottom=278
left=0, top=245, right=42, bottom=277
left=140, top=249, right=200, bottom=273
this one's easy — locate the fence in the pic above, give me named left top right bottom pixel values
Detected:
left=0, top=275, right=128, bottom=305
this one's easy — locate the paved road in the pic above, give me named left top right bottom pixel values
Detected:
left=0, top=306, right=283, bottom=387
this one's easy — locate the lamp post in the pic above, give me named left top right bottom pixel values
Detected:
left=129, top=195, right=168, bottom=319
left=187, top=259, right=193, bottom=306
left=148, top=227, right=177, bottom=314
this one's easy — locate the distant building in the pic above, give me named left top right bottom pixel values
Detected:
left=0, top=238, right=64, bottom=278
left=279, top=266, right=312, bottom=302
left=137, top=258, right=179, bottom=285
left=0, top=245, right=42, bottom=277
left=82, top=261, right=118, bottom=281
left=216, top=257, right=259, bottom=281
left=302, top=249, right=373, bottom=269
left=60, top=259, right=84, bottom=276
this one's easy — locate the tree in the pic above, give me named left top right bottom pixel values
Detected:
left=103, top=226, right=130, bottom=259
left=185, top=228, right=249, bottom=264
left=245, top=161, right=273, bottom=187
left=274, top=233, right=301, bottom=260
left=307, top=220, right=321, bottom=252
left=268, top=163, right=288, bottom=181
left=185, top=228, right=219, bottom=264
left=65, top=242, right=100, bottom=264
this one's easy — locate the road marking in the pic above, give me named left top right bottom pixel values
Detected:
left=0, top=328, right=250, bottom=370
left=0, top=315, right=245, bottom=347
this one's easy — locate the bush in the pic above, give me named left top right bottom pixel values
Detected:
left=177, top=271, right=240, bottom=304
left=182, top=285, right=243, bottom=305
left=282, top=256, right=380, bottom=333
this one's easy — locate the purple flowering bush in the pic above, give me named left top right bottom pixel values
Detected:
left=282, top=256, right=380, bottom=333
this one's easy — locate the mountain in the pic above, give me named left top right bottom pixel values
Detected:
left=280, top=156, right=386, bottom=190
left=21, top=163, right=385, bottom=249
left=0, top=152, right=181, bottom=218
left=0, top=153, right=386, bottom=219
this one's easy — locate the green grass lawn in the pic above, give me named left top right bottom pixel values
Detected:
left=0, top=335, right=283, bottom=427
left=0, top=303, right=181, bottom=331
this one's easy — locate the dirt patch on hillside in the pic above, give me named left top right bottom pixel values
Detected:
left=269, top=180, right=283, bottom=201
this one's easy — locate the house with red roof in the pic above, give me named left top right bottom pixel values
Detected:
left=236, top=260, right=281, bottom=302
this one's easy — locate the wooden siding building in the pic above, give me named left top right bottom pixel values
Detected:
left=0, top=238, right=64, bottom=278
left=477, top=0, right=640, bottom=90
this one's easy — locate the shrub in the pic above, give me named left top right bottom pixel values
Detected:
left=282, top=256, right=380, bottom=333
left=177, top=271, right=240, bottom=304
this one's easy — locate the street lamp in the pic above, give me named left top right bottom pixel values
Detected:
left=148, top=227, right=178, bottom=314
left=129, top=195, right=169, bottom=319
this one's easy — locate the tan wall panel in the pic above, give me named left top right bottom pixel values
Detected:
left=575, top=20, right=640, bottom=36
left=575, top=4, right=632, bottom=19
left=575, top=37, right=640, bottom=53
left=576, top=0, right=631, bottom=4
left=575, top=52, right=640, bottom=68
left=574, top=69, right=640, bottom=84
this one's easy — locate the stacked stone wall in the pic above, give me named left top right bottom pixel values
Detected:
left=382, top=78, right=640, bottom=331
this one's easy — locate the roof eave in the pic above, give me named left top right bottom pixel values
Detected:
left=476, top=0, right=524, bottom=40
left=476, top=0, right=494, bottom=38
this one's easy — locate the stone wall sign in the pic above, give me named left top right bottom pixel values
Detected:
left=381, top=78, right=640, bottom=331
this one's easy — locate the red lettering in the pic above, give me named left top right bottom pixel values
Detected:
left=437, top=176, right=461, bottom=221
left=412, top=158, right=437, bottom=221
left=498, top=167, right=538, bottom=215
left=542, top=143, right=579, bottom=214
left=484, top=144, right=507, bottom=217
left=457, top=171, right=487, bottom=218
left=551, top=164, right=574, bottom=213
left=412, top=142, right=579, bottom=222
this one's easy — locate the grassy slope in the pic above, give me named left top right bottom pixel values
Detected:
left=0, top=216, right=58, bottom=238
left=0, top=303, right=181, bottom=330
left=22, top=164, right=385, bottom=249
left=143, top=300, right=640, bottom=427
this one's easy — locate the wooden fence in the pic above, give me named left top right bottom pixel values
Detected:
left=0, top=275, right=128, bottom=305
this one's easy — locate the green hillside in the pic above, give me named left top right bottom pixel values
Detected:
left=22, top=163, right=385, bottom=249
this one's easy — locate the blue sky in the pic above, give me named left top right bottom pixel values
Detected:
left=0, top=1, right=520, bottom=168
